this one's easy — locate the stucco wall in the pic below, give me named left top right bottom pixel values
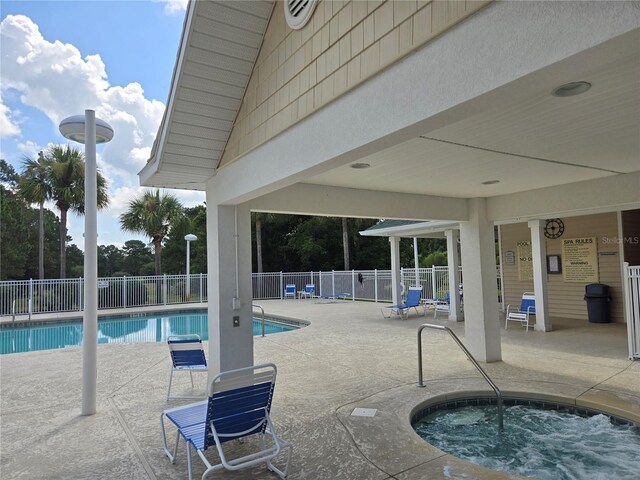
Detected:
left=501, top=213, right=624, bottom=323
left=220, top=0, right=492, bottom=167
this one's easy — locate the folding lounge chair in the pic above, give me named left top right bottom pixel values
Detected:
left=167, top=335, right=208, bottom=401
left=381, top=286, right=424, bottom=319
left=160, top=363, right=292, bottom=480
left=284, top=284, right=296, bottom=299
left=505, top=292, right=536, bottom=330
left=432, top=292, right=451, bottom=318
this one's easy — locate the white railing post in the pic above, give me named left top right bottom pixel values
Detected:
left=79, top=277, right=83, bottom=311
left=332, top=270, right=336, bottom=297
left=352, top=269, right=356, bottom=301
left=122, top=276, right=127, bottom=308
left=200, top=273, right=203, bottom=302
left=280, top=271, right=284, bottom=299
left=28, top=278, right=33, bottom=320
left=374, top=269, right=378, bottom=303
left=319, top=271, right=323, bottom=297
left=431, top=267, right=437, bottom=299
left=163, top=274, right=167, bottom=305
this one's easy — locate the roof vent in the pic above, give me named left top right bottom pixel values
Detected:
left=284, top=0, right=317, bottom=30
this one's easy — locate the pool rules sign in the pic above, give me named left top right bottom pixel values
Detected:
left=561, top=237, right=598, bottom=283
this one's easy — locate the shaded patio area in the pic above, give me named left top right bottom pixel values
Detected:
left=1, top=300, right=638, bottom=479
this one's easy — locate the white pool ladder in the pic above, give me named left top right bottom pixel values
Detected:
left=417, top=323, right=504, bottom=431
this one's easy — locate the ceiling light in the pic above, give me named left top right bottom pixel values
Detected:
left=551, top=81, right=591, bottom=97
left=350, top=163, right=370, bottom=169
left=482, top=180, right=499, bottom=185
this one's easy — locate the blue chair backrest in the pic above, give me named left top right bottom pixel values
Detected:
left=203, top=364, right=276, bottom=449
left=405, top=287, right=422, bottom=307
left=285, top=284, right=295, bottom=294
left=168, top=335, right=207, bottom=368
left=305, top=284, right=315, bottom=294
left=520, top=294, right=536, bottom=313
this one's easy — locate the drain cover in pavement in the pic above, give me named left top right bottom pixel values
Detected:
left=351, top=407, right=377, bottom=417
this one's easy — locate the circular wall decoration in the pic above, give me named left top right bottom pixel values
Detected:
left=284, top=0, right=317, bottom=30
left=544, top=219, right=565, bottom=239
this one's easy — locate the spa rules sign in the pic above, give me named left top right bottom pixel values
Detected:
left=561, top=237, right=598, bottom=283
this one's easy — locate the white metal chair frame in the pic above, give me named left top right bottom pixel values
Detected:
left=505, top=292, right=536, bottom=330
left=160, top=363, right=292, bottom=480
left=167, top=334, right=208, bottom=401
left=284, top=284, right=296, bottom=299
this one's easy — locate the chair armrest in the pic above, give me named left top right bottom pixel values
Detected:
left=527, top=306, right=536, bottom=314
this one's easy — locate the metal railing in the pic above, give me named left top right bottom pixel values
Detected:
left=1, top=267, right=503, bottom=317
left=417, top=323, right=503, bottom=431
left=253, top=304, right=265, bottom=337
left=624, top=263, right=640, bottom=359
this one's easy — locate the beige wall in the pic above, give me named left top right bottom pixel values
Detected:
left=220, top=0, right=492, bottom=167
left=501, top=213, right=624, bottom=323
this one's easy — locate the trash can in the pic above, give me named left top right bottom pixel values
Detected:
left=584, top=283, right=611, bottom=323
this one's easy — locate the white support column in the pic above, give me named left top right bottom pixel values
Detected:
left=413, top=237, right=420, bottom=287
left=206, top=199, right=254, bottom=379
left=390, top=237, right=402, bottom=306
left=459, top=198, right=501, bottom=362
left=528, top=220, right=552, bottom=331
left=445, top=229, right=463, bottom=322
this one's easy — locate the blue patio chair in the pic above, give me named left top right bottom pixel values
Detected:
left=505, top=292, right=536, bottom=330
left=284, top=284, right=296, bottom=299
left=167, top=335, right=208, bottom=401
left=299, top=283, right=316, bottom=299
left=381, top=286, right=424, bottom=319
left=160, top=363, right=292, bottom=480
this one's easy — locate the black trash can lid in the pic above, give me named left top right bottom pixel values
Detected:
left=585, top=283, right=609, bottom=296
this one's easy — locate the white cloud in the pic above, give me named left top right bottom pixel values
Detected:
left=0, top=15, right=166, bottom=190
left=154, top=0, right=189, bottom=16
left=0, top=14, right=205, bottom=244
left=0, top=100, right=21, bottom=137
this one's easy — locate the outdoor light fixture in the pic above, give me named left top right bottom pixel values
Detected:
left=59, top=110, right=113, bottom=416
left=350, top=163, right=371, bottom=169
left=59, top=115, right=114, bottom=144
left=551, top=81, right=591, bottom=97
left=185, top=234, right=198, bottom=301
left=482, top=180, right=500, bottom=185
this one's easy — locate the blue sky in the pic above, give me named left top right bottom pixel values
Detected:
left=1, top=0, right=206, bottom=249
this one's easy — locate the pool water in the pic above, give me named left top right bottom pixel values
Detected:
left=1, top=312, right=298, bottom=354
left=414, top=404, right=640, bottom=480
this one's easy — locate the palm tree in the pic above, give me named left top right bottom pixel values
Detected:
left=46, top=145, right=110, bottom=278
left=119, top=189, right=184, bottom=275
left=342, top=217, right=350, bottom=270
left=18, top=152, right=51, bottom=279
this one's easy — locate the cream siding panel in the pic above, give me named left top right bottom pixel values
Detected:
left=219, top=0, right=492, bottom=167
left=501, top=213, right=624, bottom=323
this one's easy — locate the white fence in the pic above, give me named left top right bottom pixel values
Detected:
left=1, top=267, right=503, bottom=318
left=623, top=263, right=640, bottom=359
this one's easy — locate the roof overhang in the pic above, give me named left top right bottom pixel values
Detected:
left=139, top=0, right=274, bottom=190
left=360, top=220, right=460, bottom=238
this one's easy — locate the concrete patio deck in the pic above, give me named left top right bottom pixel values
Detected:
left=1, top=300, right=638, bottom=479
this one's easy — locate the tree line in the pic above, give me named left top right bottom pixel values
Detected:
left=1, top=152, right=446, bottom=281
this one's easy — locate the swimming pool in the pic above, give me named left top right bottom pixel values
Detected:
left=1, top=311, right=300, bottom=354
left=413, top=398, right=640, bottom=480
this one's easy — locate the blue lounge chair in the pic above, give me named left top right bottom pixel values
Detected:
left=299, top=283, right=316, bottom=299
left=160, top=363, right=291, bottom=480
left=284, top=284, right=296, bottom=299
left=167, top=335, right=208, bottom=401
left=381, top=286, right=424, bottom=319
left=505, top=292, right=536, bottom=330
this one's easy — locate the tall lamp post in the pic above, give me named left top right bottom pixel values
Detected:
left=59, top=110, right=113, bottom=416
left=185, top=234, right=197, bottom=301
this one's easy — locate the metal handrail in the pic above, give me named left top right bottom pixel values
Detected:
left=417, top=323, right=504, bottom=431
left=252, top=304, right=265, bottom=337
